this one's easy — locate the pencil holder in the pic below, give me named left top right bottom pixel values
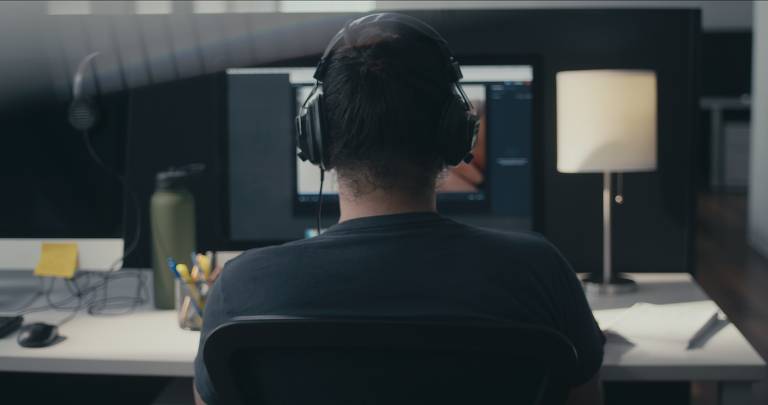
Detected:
left=176, top=280, right=205, bottom=331
left=167, top=252, right=215, bottom=331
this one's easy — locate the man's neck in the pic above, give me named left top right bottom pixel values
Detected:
left=338, top=188, right=436, bottom=223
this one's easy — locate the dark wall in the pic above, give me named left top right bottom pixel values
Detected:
left=0, top=96, right=127, bottom=239
left=701, top=31, right=752, bottom=97
left=124, top=74, right=226, bottom=267
left=125, top=9, right=700, bottom=275
left=696, top=31, right=752, bottom=191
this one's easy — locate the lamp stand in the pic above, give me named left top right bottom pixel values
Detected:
left=583, top=172, right=637, bottom=295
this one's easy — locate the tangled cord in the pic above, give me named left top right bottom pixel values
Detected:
left=4, top=90, right=151, bottom=326
left=85, top=270, right=150, bottom=317
left=29, top=89, right=150, bottom=325
left=14, top=270, right=149, bottom=326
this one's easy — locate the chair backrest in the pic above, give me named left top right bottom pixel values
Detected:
left=203, top=316, right=578, bottom=405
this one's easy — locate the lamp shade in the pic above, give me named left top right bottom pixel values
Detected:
left=556, top=69, right=657, bottom=173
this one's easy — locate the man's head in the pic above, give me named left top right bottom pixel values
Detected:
left=318, top=14, right=472, bottom=198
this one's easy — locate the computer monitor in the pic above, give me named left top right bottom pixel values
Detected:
left=294, top=66, right=532, bottom=214
left=225, top=64, right=534, bottom=243
left=0, top=107, right=125, bottom=272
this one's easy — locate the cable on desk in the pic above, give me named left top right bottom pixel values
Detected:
left=14, top=277, right=85, bottom=322
left=86, top=269, right=149, bottom=316
left=13, top=269, right=150, bottom=323
left=0, top=277, right=46, bottom=315
left=56, top=278, right=85, bottom=326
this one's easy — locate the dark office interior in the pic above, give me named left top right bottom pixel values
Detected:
left=0, top=1, right=766, bottom=404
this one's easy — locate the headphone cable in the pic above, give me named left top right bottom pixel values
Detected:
left=81, top=129, right=142, bottom=272
left=317, top=169, right=325, bottom=235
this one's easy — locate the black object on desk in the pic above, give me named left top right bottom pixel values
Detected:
left=0, top=315, right=23, bottom=338
left=17, top=322, right=60, bottom=348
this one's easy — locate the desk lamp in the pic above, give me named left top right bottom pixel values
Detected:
left=556, top=69, right=657, bottom=294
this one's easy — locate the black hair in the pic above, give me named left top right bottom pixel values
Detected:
left=322, top=24, right=453, bottom=196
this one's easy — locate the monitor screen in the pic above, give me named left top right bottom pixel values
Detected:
left=225, top=64, right=534, bottom=242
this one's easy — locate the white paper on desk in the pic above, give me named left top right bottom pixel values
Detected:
left=602, top=301, right=720, bottom=348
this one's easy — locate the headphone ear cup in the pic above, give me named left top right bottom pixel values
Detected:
left=296, top=90, right=327, bottom=168
left=296, top=108, right=312, bottom=163
left=68, top=98, right=98, bottom=132
left=439, top=95, right=476, bottom=166
left=464, top=113, right=480, bottom=163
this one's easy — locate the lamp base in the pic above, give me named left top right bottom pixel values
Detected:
left=582, top=273, right=637, bottom=295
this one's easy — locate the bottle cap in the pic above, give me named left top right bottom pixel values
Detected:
left=155, top=164, right=205, bottom=190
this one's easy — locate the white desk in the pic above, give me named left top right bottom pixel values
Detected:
left=588, top=274, right=766, bottom=404
left=590, top=274, right=765, bottom=382
left=0, top=271, right=197, bottom=377
left=0, top=272, right=765, bottom=404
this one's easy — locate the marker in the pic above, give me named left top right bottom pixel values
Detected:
left=167, top=257, right=178, bottom=275
left=687, top=311, right=726, bottom=350
left=197, top=253, right=212, bottom=280
left=176, top=263, right=192, bottom=282
left=179, top=264, right=206, bottom=310
left=207, top=251, right=215, bottom=275
left=168, top=263, right=204, bottom=315
left=190, top=253, right=201, bottom=280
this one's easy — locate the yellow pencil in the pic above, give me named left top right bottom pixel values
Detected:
left=176, top=264, right=205, bottom=310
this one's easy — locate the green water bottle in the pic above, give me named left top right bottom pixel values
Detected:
left=150, top=164, right=204, bottom=309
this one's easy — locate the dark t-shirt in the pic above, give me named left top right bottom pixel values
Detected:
left=194, top=212, right=604, bottom=404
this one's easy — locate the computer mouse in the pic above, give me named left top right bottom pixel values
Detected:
left=17, top=322, right=60, bottom=348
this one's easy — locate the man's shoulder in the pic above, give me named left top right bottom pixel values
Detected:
left=224, top=239, right=313, bottom=272
left=458, top=223, right=558, bottom=254
left=454, top=224, right=572, bottom=275
left=222, top=222, right=566, bottom=279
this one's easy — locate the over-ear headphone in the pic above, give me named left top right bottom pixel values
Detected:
left=68, top=52, right=100, bottom=132
left=296, top=13, right=480, bottom=170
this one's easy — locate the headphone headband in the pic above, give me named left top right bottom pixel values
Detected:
left=297, top=13, right=479, bottom=170
left=314, top=13, right=462, bottom=83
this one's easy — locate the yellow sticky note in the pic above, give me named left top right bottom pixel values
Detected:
left=34, top=243, right=78, bottom=279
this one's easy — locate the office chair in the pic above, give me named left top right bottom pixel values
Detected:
left=203, top=316, right=578, bottom=405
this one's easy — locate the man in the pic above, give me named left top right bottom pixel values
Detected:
left=195, top=13, right=604, bottom=405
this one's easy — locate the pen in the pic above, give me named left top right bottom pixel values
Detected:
left=169, top=263, right=205, bottom=315
left=687, top=311, right=725, bottom=350
left=207, top=251, right=215, bottom=276
left=190, top=252, right=200, bottom=275
left=178, top=263, right=206, bottom=310
left=174, top=263, right=205, bottom=316
left=167, top=257, right=207, bottom=319
left=176, top=263, right=191, bottom=282
left=190, top=253, right=201, bottom=282
left=166, top=257, right=178, bottom=274
left=197, top=253, right=212, bottom=281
